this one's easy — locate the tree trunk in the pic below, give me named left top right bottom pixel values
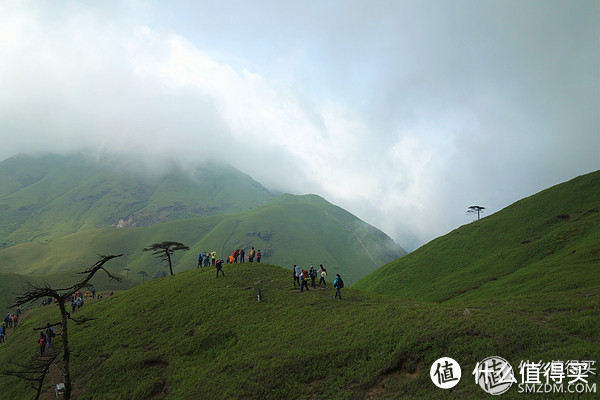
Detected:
left=167, top=252, right=174, bottom=276
left=58, top=300, right=72, bottom=400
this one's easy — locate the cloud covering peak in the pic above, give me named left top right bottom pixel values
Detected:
left=1, top=0, right=598, bottom=250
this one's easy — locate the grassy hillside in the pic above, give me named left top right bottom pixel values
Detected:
left=0, top=153, right=273, bottom=248
left=0, top=264, right=597, bottom=399
left=353, top=171, right=600, bottom=302
left=0, top=194, right=405, bottom=285
left=0, top=271, right=139, bottom=313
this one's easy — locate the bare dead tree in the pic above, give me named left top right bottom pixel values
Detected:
left=9, top=254, right=123, bottom=400
left=143, top=241, right=189, bottom=276
left=466, top=205, right=486, bottom=220
left=2, top=348, right=60, bottom=400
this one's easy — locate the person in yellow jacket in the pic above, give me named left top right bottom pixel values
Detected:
left=318, top=264, right=327, bottom=286
left=211, top=251, right=217, bottom=266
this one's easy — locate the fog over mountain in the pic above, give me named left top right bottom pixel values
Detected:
left=1, top=0, right=598, bottom=250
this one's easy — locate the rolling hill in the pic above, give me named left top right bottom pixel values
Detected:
left=0, top=172, right=598, bottom=399
left=0, top=153, right=274, bottom=248
left=0, top=193, right=406, bottom=287
left=0, top=263, right=597, bottom=399
left=353, top=170, right=600, bottom=301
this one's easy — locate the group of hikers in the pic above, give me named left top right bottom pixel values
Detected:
left=293, top=264, right=344, bottom=299
left=197, top=247, right=263, bottom=270
left=1, top=307, right=21, bottom=343
left=195, top=247, right=346, bottom=299
left=1, top=289, right=115, bottom=355
left=197, top=247, right=264, bottom=277
left=37, top=325, right=56, bottom=356
left=197, top=247, right=346, bottom=298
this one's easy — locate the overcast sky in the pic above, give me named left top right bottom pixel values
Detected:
left=1, top=0, right=598, bottom=251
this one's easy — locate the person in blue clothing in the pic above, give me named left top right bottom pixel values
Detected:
left=197, top=252, right=203, bottom=268
left=333, top=274, right=344, bottom=300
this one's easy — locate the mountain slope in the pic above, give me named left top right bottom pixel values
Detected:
left=0, top=271, right=138, bottom=313
left=0, top=153, right=273, bottom=248
left=353, top=170, right=600, bottom=302
left=0, top=194, right=406, bottom=285
left=0, top=264, right=597, bottom=399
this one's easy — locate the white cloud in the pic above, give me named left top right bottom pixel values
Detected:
left=0, top=0, right=598, bottom=251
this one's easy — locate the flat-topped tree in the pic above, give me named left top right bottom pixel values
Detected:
left=143, top=241, right=190, bottom=276
left=466, top=205, right=486, bottom=220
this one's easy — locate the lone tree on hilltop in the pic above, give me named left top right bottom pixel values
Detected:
left=143, top=241, right=190, bottom=276
left=138, top=270, right=148, bottom=283
left=466, top=205, right=486, bottom=220
left=6, top=254, right=123, bottom=400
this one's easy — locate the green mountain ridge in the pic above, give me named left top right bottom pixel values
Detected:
left=0, top=193, right=406, bottom=290
left=0, top=153, right=405, bottom=292
left=0, top=153, right=274, bottom=248
left=353, top=170, right=600, bottom=302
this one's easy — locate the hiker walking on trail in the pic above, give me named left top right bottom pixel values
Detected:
left=215, top=259, right=225, bottom=277
left=293, top=265, right=301, bottom=287
left=211, top=251, right=217, bottom=267
left=256, top=250, right=261, bottom=263
left=240, top=249, right=245, bottom=263
left=318, top=265, right=327, bottom=286
left=333, top=274, right=344, bottom=300
left=197, top=252, right=203, bottom=268
left=46, top=326, right=55, bottom=348
left=12, top=314, right=17, bottom=329
left=233, top=249, right=239, bottom=263
left=309, top=266, right=317, bottom=288
left=0, top=324, right=5, bottom=343
left=38, top=332, right=47, bottom=356
left=249, top=247, right=255, bottom=263
left=300, top=270, right=310, bottom=292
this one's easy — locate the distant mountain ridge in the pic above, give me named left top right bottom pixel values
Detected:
left=0, top=153, right=273, bottom=248
left=0, top=153, right=406, bottom=285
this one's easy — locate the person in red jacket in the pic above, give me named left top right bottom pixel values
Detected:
left=300, top=270, right=310, bottom=292
left=38, top=332, right=47, bottom=356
